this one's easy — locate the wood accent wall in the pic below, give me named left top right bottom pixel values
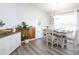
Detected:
left=28, top=27, right=35, bottom=39
left=16, top=26, right=35, bottom=41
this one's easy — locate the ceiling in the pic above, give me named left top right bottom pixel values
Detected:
left=33, top=3, right=79, bottom=14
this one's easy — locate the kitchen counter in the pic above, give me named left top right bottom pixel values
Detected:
left=0, top=31, right=19, bottom=38
left=0, top=32, right=21, bottom=55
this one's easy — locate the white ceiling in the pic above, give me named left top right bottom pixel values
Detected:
left=33, top=3, right=79, bottom=14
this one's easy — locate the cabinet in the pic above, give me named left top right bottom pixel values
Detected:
left=28, top=27, right=35, bottom=39
left=0, top=32, right=21, bottom=55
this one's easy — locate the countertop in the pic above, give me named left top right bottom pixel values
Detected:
left=0, top=32, right=20, bottom=38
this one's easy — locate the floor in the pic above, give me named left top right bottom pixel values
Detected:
left=11, top=38, right=75, bottom=55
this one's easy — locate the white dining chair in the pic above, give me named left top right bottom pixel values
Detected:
left=46, top=29, right=58, bottom=48
left=57, top=33, right=67, bottom=48
left=43, top=29, right=48, bottom=41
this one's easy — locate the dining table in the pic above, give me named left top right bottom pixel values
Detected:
left=53, top=30, right=73, bottom=48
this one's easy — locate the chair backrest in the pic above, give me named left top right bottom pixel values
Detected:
left=43, top=29, right=48, bottom=36
left=48, top=29, right=53, bottom=36
left=47, top=29, right=54, bottom=41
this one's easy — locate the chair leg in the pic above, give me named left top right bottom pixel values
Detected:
left=51, top=40, right=54, bottom=48
left=47, top=41, right=48, bottom=47
left=54, top=37, right=58, bottom=47
left=56, top=38, right=58, bottom=47
left=61, top=39, right=64, bottom=48
left=61, top=44, right=64, bottom=48
left=46, top=42, right=49, bottom=46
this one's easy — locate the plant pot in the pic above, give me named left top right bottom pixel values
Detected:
left=24, top=39, right=29, bottom=44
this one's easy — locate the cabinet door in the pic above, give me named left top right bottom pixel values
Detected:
left=10, top=35, right=17, bottom=52
left=0, top=32, right=21, bottom=55
left=0, top=38, right=6, bottom=55
left=0, top=37, right=11, bottom=55
left=28, top=28, right=35, bottom=39
left=13, top=33, right=21, bottom=48
left=9, top=32, right=21, bottom=53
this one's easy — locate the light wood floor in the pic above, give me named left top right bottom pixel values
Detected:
left=11, top=38, right=75, bottom=55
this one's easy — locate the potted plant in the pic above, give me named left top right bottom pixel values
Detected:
left=23, top=25, right=31, bottom=44
left=24, top=34, right=29, bottom=43
left=17, top=21, right=31, bottom=43
left=0, top=19, right=5, bottom=29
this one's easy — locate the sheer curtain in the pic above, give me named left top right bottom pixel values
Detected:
left=53, top=12, right=78, bottom=39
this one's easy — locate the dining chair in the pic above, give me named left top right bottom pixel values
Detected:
left=57, top=33, right=67, bottom=48
left=43, top=29, right=48, bottom=41
left=46, top=29, right=58, bottom=48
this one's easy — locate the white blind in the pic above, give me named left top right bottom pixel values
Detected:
left=53, top=12, right=77, bottom=31
left=53, top=12, right=78, bottom=39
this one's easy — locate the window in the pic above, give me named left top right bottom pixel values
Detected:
left=53, top=12, right=78, bottom=39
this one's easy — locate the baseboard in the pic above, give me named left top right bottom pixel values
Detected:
left=10, top=45, right=21, bottom=55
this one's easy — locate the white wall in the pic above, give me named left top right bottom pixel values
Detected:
left=16, top=3, right=49, bottom=27
left=0, top=3, right=16, bottom=28
left=0, top=3, right=49, bottom=39
left=16, top=4, right=49, bottom=39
